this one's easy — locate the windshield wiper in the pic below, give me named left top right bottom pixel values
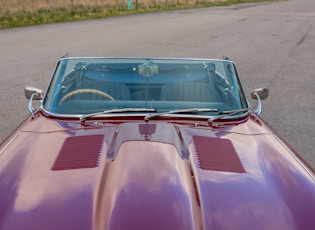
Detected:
left=144, top=108, right=218, bottom=121
left=208, top=108, right=251, bottom=124
left=80, top=108, right=156, bottom=122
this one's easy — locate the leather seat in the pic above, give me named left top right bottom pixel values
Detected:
left=160, top=82, right=217, bottom=102
left=75, top=80, right=131, bottom=100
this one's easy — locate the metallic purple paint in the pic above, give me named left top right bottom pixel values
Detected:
left=1, top=113, right=315, bottom=229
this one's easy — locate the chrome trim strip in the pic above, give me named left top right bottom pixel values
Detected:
left=0, top=132, right=19, bottom=155
left=59, top=56, right=235, bottom=64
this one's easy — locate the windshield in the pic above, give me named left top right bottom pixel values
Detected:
left=42, top=57, right=248, bottom=117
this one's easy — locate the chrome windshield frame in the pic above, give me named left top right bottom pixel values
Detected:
left=40, top=56, right=250, bottom=117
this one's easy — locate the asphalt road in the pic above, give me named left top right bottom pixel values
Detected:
left=0, top=0, right=314, bottom=168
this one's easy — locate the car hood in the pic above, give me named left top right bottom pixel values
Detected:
left=1, top=114, right=315, bottom=230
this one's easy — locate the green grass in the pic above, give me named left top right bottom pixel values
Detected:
left=0, top=0, right=272, bottom=29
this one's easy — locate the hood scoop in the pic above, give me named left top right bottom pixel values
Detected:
left=51, top=134, right=104, bottom=170
left=193, top=136, right=245, bottom=173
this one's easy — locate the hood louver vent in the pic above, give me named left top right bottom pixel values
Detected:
left=51, top=134, right=104, bottom=171
left=193, top=136, right=245, bottom=173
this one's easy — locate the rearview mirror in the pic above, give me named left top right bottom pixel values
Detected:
left=251, top=88, right=268, bottom=100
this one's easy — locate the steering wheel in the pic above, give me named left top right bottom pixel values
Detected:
left=59, top=88, right=115, bottom=105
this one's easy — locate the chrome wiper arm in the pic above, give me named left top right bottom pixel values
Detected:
left=208, top=108, right=251, bottom=123
left=80, top=108, right=156, bottom=122
left=144, top=108, right=218, bottom=121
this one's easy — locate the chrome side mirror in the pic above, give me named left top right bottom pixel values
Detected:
left=25, top=86, right=43, bottom=117
left=250, top=88, right=268, bottom=118
left=25, top=86, right=43, bottom=100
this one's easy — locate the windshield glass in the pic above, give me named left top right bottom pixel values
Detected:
left=42, top=57, right=248, bottom=117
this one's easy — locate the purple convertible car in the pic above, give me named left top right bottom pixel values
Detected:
left=0, top=56, right=314, bottom=229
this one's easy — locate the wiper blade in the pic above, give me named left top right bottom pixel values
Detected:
left=80, top=108, right=156, bottom=122
left=144, top=108, right=218, bottom=121
left=208, top=108, right=251, bottom=123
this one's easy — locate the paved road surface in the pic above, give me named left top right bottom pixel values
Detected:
left=0, top=0, right=314, bottom=168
